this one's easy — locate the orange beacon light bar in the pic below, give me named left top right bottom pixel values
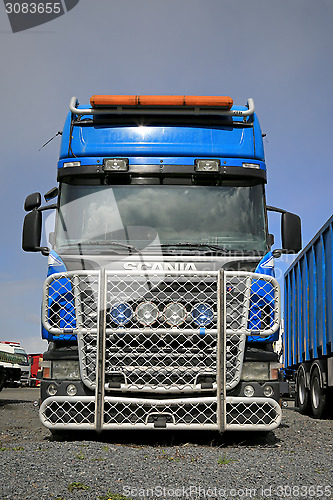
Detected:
left=69, top=96, right=255, bottom=117
left=89, top=95, right=234, bottom=110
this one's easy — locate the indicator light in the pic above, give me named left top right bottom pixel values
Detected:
left=63, top=161, right=81, bottom=168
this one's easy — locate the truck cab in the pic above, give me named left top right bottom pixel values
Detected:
left=22, top=95, right=301, bottom=432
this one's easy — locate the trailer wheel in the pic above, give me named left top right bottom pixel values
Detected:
left=310, top=365, right=326, bottom=419
left=296, top=365, right=310, bottom=414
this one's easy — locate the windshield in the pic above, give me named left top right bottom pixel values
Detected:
left=55, top=181, right=268, bottom=254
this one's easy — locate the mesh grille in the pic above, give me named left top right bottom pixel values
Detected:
left=225, top=399, right=281, bottom=429
left=104, top=399, right=217, bottom=426
left=43, top=270, right=279, bottom=337
left=43, top=272, right=100, bottom=333
left=40, top=396, right=281, bottom=431
left=78, top=331, right=245, bottom=392
left=41, top=398, right=95, bottom=426
left=105, top=273, right=218, bottom=331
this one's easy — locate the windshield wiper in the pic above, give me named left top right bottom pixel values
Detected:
left=58, top=241, right=141, bottom=254
left=149, top=243, right=230, bottom=254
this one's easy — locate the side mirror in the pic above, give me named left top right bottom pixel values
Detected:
left=44, top=187, right=58, bottom=202
left=24, top=192, right=41, bottom=212
left=282, top=212, right=302, bottom=253
left=22, top=210, right=49, bottom=255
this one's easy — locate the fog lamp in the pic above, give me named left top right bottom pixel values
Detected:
left=263, top=385, right=274, bottom=397
left=135, top=302, right=159, bottom=326
left=46, top=383, right=58, bottom=396
left=110, top=303, right=132, bottom=325
left=163, top=302, right=187, bottom=327
left=244, top=385, right=255, bottom=397
left=103, top=158, right=129, bottom=171
left=66, top=384, right=78, bottom=396
left=191, top=303, right=213, bottom=326
left=195, top=159, right=220, bottom=172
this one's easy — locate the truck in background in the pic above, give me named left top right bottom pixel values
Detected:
left=0, top=342, right=28, bottom=390
left=284, top=215, right=333, bottom=418
left=22, top=94, right=302, bottom=433
left=28, top=353, right=43, bottom=387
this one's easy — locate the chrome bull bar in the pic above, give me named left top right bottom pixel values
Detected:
left=42, top=269, right=280, bottom=432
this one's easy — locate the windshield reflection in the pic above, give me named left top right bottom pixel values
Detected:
left=55, top=183, right=268, bottom=254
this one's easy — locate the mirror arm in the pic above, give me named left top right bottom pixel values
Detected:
left=272, top=249, right=288, bottom=258
left=35, top=247, right=50, bottom=256
left=37, top=204, right=57, bottom=212
left=266, top=206, right=286, bottom=214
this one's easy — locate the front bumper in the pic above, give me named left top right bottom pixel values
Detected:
left=40, top=394, right=281, bottom=432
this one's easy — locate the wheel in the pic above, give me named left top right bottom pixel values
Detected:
left=296, top=365, right=310, bottom=414
left=310, top=365, right=327, bottom=418
left=0, top=368, right=6, bottom=392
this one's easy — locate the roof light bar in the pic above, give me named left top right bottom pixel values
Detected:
left=90, top=95, right=233, bottom=109
left=69, top=96, right=255, bottom=117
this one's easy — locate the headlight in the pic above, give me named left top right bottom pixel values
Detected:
left=163, top=302, right=187, bottom=327
left=110, top=303, right=132, bottom=325
left=241, top=362, right=270, bottom=381
left=191, top=303, right=213, bottom=326
left=52, top=360, right=80, bottom=380
left=135, top=302, right=159, bottom=326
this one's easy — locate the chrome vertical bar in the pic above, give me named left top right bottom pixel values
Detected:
left=73, top=274, right=82, bottom=329
left=217, top=269, right=226, bottom=433
left=95, top=269, right=106, bottom=432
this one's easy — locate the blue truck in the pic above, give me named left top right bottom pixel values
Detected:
left=284, top=215, right=333, bottom=418
left=22, top=95, right=302, bottom=433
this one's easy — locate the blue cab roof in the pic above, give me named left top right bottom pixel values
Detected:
left=59, top=104, right=265, bottom=167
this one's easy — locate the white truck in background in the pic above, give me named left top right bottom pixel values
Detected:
left=0, top=342, right=29, bottom=390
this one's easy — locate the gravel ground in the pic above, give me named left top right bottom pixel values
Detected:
left=0, top=388, right=332, bottom=500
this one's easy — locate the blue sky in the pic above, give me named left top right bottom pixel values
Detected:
left=0, top=0, right=332, bottom=353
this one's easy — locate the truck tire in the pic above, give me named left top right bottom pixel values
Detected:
left=0, top=368, right=6, bottom=392
left=296, top=365, right=310, bottom=414
left=310, top=365, right=327, bottom=419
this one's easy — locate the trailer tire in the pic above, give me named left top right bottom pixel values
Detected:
left=296, top=365, right=310, bottom=414
left=310, top=365, right=326, bottom=419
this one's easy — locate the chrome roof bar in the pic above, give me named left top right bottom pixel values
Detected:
left=69, top=96, right=255, bottom=118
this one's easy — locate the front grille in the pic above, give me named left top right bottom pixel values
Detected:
left=79, top=330, right=245, bottom=392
